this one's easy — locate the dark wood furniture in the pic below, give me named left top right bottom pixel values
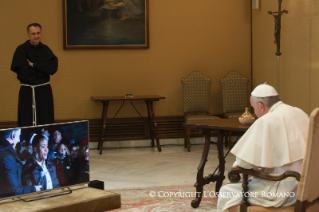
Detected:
left=228, top=167, right=300, bottom=212
left=91, top=95, right=165, bottom=154
left=183, top=119, right=250, bottom=208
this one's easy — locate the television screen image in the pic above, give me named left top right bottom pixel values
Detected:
left=0, top=120, right=89, bottom=200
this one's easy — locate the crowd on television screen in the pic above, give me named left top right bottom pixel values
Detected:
left=0, top=124, right=89, bottom=198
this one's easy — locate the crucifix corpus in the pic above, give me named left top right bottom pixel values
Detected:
left=268, top=0, right=288, bottom=93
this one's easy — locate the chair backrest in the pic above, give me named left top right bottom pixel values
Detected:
left=181, top=71, right=211, bottom=114
left=296, top=107, right=319, bottom=204
left=219, top=71, right=249, bottom=113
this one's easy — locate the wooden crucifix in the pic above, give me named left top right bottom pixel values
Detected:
left=268, top=0, right=288, bottom=56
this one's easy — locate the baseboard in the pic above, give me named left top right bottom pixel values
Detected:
left=0, top=116, right=222, bottom=145
left=0, top=116, right=186, bottom=143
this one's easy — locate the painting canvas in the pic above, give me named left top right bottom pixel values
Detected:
left=63, top=0, right=149, bottom=49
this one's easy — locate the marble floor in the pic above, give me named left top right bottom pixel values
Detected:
left=89, top=138, right=237, bottom=190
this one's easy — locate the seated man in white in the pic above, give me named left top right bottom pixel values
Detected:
left=217, top=83, right=309, bottom=212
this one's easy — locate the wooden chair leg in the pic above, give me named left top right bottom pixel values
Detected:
left=224, top=131, right=228, bottom=147
left=240, top=204, right=249, bottom=212
left=184, top=128, right=188, bottom=148
left=228, top=130, right=233, bottom=149
left=186, top=127, right=191, bottom=152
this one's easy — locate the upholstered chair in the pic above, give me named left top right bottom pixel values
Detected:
left=219, top=71, right=249, bottom=148
left=227, top=107, right=319, bottom=212
left=181, top=71, right=219, bottom=152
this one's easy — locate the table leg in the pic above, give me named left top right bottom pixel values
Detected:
left=191, top=129, right=211, bottom=208
left=99, top=101, right=109, bottom=155
left=145, top=100, right=161, bottom=152
left=145, top=101, right=155, bottom=147
left=205, top=130, right=225, bottom=194
left=214, top=130, right=226, bottom=193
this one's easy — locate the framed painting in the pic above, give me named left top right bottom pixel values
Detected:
left=62, top=0, right=149, bottom=49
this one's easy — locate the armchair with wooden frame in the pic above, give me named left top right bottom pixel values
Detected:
left=181, top=70, right=219, bottom=152
left=219, top=71, right=249, bottom=148
left=227, top=107, right=319, bottom=212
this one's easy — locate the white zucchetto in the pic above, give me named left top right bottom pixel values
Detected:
left=251, top=83, right=278, bottom=97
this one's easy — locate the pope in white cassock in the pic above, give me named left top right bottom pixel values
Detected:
left=217, top=84, right=309, bottom=212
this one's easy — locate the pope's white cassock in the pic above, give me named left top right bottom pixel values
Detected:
left=217, top=101, right=309, bottom=212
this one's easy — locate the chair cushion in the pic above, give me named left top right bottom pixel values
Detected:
left=185, top=115, right=220, bottom=123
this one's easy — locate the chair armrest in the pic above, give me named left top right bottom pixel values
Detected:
left=228, top=167, right=301, bottom=183
left=228, top=167, right=301, bottom=211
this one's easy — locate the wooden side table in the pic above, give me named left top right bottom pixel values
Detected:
left=91, top=95, right=165, bottom=154
left=183, top=119, right=251, bottom=208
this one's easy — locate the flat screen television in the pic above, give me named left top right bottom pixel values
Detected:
left=0, top=120, right=89, bottom=200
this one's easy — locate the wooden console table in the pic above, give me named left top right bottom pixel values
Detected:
left=91, top=95, right=165, bottom=154
left=183, top=119, right=251, bottom=208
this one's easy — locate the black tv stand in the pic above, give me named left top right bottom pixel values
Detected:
left=17, top=187, right=72, bottom=202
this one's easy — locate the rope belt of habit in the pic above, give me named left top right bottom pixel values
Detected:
left=21, top=82, right=50, bottom=126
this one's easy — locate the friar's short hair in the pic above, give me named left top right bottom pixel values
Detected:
left=27, top=23, right=42, bottom=32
